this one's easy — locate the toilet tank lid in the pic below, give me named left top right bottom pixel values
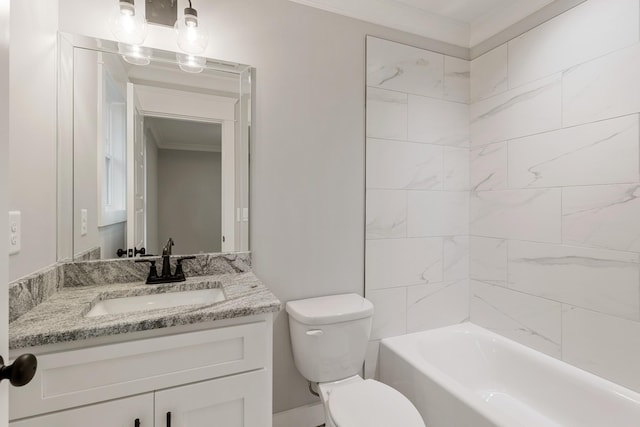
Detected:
left=286, top=293, right=374, bottom=325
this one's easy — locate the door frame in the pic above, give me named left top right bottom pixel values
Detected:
left=126, top=83, right=146, bottom=253
left=134, top=84, right=237, bottom=252
left=1, top=0, right=10, bottom=425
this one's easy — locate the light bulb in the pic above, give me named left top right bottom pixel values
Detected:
left=118, top=43, right=151, bottom=66
left=110, top=0, right=147, bottom=46
left=176, top=53, right=206, bottom=73
left=174, top=6, right=208, bottom=54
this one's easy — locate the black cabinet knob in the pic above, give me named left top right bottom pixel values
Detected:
left=0, top=354, right=37, bottom=387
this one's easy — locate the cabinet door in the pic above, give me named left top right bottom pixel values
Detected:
left=10, top=393, right=153, bottom=427
left=155, top=370, right=270, bottom=427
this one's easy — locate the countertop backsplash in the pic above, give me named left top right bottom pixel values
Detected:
left=9, top=264, right=63, bottom=323
left=8, top=252, right=252, bottom=322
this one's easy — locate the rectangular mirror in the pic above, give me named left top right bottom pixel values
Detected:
left=58, top=34, right=252, bottom=261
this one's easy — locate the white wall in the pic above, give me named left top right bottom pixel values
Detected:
left=364, top=36, right=470, bottom=377
left=157, top=149, right=222, bottom=255
left=469, top=0, right=640, bottom=392
left=56, top=0, right=465, bottom=412
left=145, top=129, right=159, bottom=255
left=8, top=0, right=58, bottom=281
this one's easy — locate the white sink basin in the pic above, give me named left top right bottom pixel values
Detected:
left=86, top=288, right=225, bottom=317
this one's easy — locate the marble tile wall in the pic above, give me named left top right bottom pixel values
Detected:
left=365, top=36, right=470, bottom=377
left=469, top=0, right=640, bottom=392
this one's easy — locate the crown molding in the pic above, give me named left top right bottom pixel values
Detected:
left=290, top=0, right=588, bottom=56
left=290, top=0, right=470, bottom=47
left=471, top=0, right=587, bottom=58
left=156, top=141, right=222, bottom=153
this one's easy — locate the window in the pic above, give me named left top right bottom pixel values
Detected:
left=98, top=66, right=127, bottom=226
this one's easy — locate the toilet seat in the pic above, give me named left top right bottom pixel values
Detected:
left=327, top=379, right=425, bottom=427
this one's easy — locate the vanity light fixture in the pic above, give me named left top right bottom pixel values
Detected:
left=174, top=0, right=208, bottom=55
left=109, top=0, right=148, bottom=46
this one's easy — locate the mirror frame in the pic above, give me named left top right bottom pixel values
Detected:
left=57, top=33, right=254, bottom=262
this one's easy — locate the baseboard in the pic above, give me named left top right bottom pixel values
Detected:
left=273, top=402, right=325, bottom=427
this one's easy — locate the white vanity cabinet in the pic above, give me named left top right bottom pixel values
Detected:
left=9, top=315, right=273, bottom=427
left=155, top=370, right=269, bottom=427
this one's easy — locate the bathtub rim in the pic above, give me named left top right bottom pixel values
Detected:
left=379, top=322, right=640, bottom=427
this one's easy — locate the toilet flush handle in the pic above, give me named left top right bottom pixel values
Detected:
left=306, top=329, right=324, bottom=336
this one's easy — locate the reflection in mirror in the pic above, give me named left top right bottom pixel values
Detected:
left=145, top=117, right=223, bottom=255
left=58, top=34, right=252, bottom=261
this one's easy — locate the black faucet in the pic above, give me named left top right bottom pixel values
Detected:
left=135, top=238, right=196, bottom=285
left=161, top=238, right=174, bottom=278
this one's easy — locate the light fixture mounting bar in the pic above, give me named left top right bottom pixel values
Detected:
left=145, top=0, right=178, bottom=27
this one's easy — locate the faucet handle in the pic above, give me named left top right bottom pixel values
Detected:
left=135, top=259, right=159, bottom=283
left=174, top=256, right=196, bottom=281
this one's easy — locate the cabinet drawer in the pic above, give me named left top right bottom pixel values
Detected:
left=11, top=321, right=267, bottom=420
left=11, top=393, right=154, bottom=427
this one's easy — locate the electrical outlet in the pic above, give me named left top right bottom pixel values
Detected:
left=9, top=211, right=21, bottom=255
left=80, top=209, right=88, bottom=236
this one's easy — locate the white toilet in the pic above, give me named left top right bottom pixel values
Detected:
left=286, top=293, right=425, bottom=427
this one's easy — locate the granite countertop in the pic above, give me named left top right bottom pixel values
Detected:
left=9, top=272, right=281, bottom=350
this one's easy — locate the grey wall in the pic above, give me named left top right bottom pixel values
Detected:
left=157, top=149, right=221, bottom=255
left=9, top=0, right=57, bottom=281
left=72, top=48, right=129, bottom=260
left=12, top=0, right=636, bottom=415
left=54, top=0, right=465, bottom=413
left=98, top=223, right=125, bottom=260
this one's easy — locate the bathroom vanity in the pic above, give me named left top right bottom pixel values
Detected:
left=8, top=255, right=280, bottom=427
left=5, top=30, right=271, bottom=426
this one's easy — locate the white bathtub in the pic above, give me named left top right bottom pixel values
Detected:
left=379, top=322, right=640, bottom=427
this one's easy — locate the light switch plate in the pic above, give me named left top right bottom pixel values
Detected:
left=9, top=210, right=21, bottom=255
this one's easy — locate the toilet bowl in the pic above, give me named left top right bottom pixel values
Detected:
left=286, top=293, right=425, bottom=427
left=318, top=375, right=424, bottom=427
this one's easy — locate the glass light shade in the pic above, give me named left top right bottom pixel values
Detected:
left=176, top=53, right=206, bottom=73
left=174, top=8, right=208, bottom=54
left=110, top=0, right=147, bottom=45
left=117, top=43, right=151, bottom=65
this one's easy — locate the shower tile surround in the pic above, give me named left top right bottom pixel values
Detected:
left=366, top=0, right=640, bottom=393
left=365, top=36, right=471, bottom=369
left=8, top=252, right=252, bottom=323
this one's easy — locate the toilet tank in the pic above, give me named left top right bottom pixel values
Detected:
left=286, top=294, right=374, bottom=383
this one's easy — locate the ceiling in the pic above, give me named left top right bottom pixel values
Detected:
left=146, top=116, right=222, bottom=153
left=289, top=0, right=556, bottom=48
